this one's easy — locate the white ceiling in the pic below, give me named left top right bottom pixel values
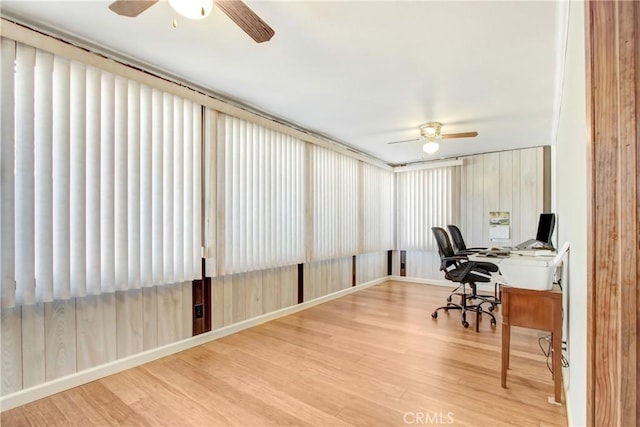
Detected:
left=1, top=0, right=564, bottom=165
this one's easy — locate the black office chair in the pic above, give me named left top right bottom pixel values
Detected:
left=430, top=227, right=498, bottom=331
left=447, top=224, right=485, bottom=254
left=447, top=224, right=501, bottom=309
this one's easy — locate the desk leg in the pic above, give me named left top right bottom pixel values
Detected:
left=552, top=332, right=562, bottom=403
left=501, top=323, right=510, bottom=389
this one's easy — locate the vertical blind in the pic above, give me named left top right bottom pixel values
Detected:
left=0, top=38, right=201, bottom=308
left=361, top=163, right=394, bottom=252
left=395, top=166, right=460, bottom=251
left=310, top=144, right=359, bottom=260
left=216, top=114, right=305, bottom=275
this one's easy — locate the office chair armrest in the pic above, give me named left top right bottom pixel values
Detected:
left=473, top=261, right=499, bottom=273
left=442, top=255, right=468, bottom=262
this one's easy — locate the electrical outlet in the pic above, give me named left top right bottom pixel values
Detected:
left=195, top=304, right=204, bottom=319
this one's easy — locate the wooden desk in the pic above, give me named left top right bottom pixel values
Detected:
left=500, top=285, right=563, bottom=403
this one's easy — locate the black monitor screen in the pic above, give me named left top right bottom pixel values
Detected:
left=536, top=213, right=556, bottom=244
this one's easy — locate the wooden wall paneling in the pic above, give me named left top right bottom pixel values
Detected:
left=586, top=2, right=639, bottom=425
left=510, top=151, right=522, bottom=245
left=76, top=293, right=116, bottom=371
left=1, top=306, right=22, bottom=394
left=115, top=289, right=143, bottom=359
left=261, top=267, right=280, bottom=314
left=181, top=281, right=192, bottom=339
left=245, top=270, right=263, bottom=320
left=282, top=265, right=297, bottom=308
left=519, top=148, right=539, bottom=240
left=302, top=262, right=311, bottom=302
left=222, top=274, right=233, bottom=326
left=20, top=303, right=44, bottom=389
left=482, top=152, right=501, bottom=247
left=142, top=286, right=157, bottom=351
left=471, top=154, right=485, bottom=246
left=210, top=276, right=225, bottom=330
left=231, top=273, right=246, bottom=323
left=391, top=250, right=400, bottom=276
left=498, top=151, right=514, bottom=246
left=44, top=299, right=76, bottom=381
left=157, top=283, right=183, bottom=346
left=537, top=147, right=546, bottom=213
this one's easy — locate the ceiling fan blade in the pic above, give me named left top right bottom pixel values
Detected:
left=216, top=0, right=275, bottom=43
left=108, top=0, right=158, bottom=17
left=387, top=138, right=421, bottom=145
left=441, top=131, right=478, bottom=139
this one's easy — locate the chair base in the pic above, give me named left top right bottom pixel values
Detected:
left=431, top=292, right=498, bottom=332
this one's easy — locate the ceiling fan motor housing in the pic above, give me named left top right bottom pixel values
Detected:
left=420, top=122, right=442, bottom=140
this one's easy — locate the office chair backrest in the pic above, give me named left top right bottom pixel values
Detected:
left=536, top=213, right=556, bottom=244
left=431, top=227, right=456, bottom=259
left=447, top=225, right=467, bottom=251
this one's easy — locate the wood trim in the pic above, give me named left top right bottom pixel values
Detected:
left=586, top=1, right=639, bottom=426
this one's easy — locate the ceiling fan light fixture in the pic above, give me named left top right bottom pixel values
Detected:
left=420, top=122, right=442, bottom=139
left=168, top=0, right=214, bottom=20
left=422, top=140, right=439, bottom=154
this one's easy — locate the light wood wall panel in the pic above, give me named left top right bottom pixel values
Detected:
left=355, top=252, right=387, bottom=285
left=210, top=265, right=298, bottom=330
left=20, top=303, right=44, bottom=389
left=460, top=147, right=546, bottom=248
left=1, top=282, right=191, bottom=397
left=303, top=257, right=352, bottom=302
left=404, top=251, right=441, bottom=281
left=1, top=307, right=22, bottom=394
left=44, top=299, right=76, bottom=382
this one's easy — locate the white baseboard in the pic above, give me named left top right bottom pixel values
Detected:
left=0, top=277, right=388, bottom=412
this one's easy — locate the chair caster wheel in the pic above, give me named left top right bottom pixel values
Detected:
left=462, top=321, right=470, bottom=328
left=431, top=312, right=438, bottom=319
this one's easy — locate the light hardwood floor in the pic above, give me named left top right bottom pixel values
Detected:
left=1, top=281, right=567, bottom=426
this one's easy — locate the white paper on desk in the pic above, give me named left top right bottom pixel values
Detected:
left=489, top=224, right=510, bottom=240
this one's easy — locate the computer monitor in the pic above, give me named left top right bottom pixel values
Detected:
left=535, top=213, right=556, bottom=245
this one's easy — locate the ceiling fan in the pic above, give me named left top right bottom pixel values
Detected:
left=108, top=0, right=275, bottom=43
left=387, top=122, right=478, bottom=154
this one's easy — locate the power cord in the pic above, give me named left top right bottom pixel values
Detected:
left=538, top=335, right=569, bottom=374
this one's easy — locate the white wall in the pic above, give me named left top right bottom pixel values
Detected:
left=553, top=1, right=587, bottom=425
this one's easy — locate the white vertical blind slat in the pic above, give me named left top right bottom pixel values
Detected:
left=162, top=93, right=174, bottom=284
left=85, top=66, right=101, bottom=295
left=139, top=84, right=153, bottom=287
left=114, top=76, right=128, bottom=291
left=182, top=100, right=193, bottom=281
left=69, top=60, right=87, bottom=297
left=15, top=43, right=36, bottom=306
left=172, top=97, right=184, bottom=282
left=100, top=72, right=115, bottom=293
left=192, top=103, right=201, bottom=279
left=128, top=80, right=141, bottom=289
left=34, top=49, right=54, bottom=303
left=1, top=38, right=16, bottom=308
